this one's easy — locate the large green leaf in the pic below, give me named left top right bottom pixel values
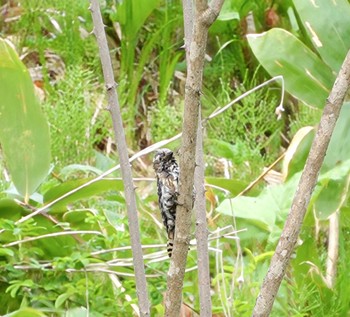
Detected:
left=294, top=0, right=350, bottom=72
left=247, top=28, right=334, bottom=108
left=0, top=39, right=50, bottom=199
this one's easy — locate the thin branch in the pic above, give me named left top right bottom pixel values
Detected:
left=3, top=230, right=102, bottom=247
left=206, top=75, right=284, bottom=121
left=252, top=49, right=350, bottom=316
left=183, top=0, right=212, bottom=314
left=194, top=109, right=212, bottom=317
left=237, top=152, right=285, bottom=197
left=89, top=1, right=150, bottom=315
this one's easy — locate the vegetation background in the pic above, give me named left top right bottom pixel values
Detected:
left=0, top=0, right=350, bottom=316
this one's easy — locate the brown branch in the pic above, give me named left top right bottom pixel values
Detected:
left=89, top=1, right=150, bottom=316
left=252, top=49, right=350, bottom=316
left=165, top=1, right=224, bottom=316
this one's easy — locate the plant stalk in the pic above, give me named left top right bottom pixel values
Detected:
left=89, top=1, right=150, bottom=316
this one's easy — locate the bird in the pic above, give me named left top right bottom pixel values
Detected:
left=153, top=148, right=179, bottom=257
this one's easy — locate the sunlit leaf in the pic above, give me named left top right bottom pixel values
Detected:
left=294, top=0, right=350, bottom=72
left=282, top=126, right=315, bottom=180
left=4, top=307, right=47, bottom=317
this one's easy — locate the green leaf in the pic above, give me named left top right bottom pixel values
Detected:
left=0, top=39, right=50, bottom=200
left=6, top=279, right=35, bottom=298
left=282, top=126, right=315, bottom=179
left=60, top=164, right=103, bottom=179
left=294, top=0, right=350, bottom=72
left=55, top=292, right=72, bottom=309
left=63, top=209, right=101, bottom=231
left=5, top=307, right=47, bottom=317
left=116, top=0, right=160, bottom=41
left=205, top=177, right=252, bottom=196
left=323, top=104, right=350, bottom=171
left=43, top=178, right=124, bottom=212
left=315, top=179, right=346, bottom=219
left=247, top=28, right=334, bottom=108
left=0, top=248, right=14, bottom=256
left=217, top=173, right=301, bottom=233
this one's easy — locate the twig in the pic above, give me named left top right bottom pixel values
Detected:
left=237, top=152, right=285, bottom=197
left=89, top=1, right=150, bottom=315
left=252, top=49, right=350, bottom=316
left=3, top=230, right=102, bottom=247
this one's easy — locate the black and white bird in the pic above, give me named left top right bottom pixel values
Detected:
left=153, top=148, right=179, bottom=257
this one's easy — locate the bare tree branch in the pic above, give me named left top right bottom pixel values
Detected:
left=89, top=1, right=150, bottom=316
left=182, top=0, right=212, bottom=315
left=165, top=1, right=224, bottom=316
left=252, top=49, right=350, bottom=317
left=194, top=109, right=212, bottom=316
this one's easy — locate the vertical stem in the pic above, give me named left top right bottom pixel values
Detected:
left=89, top=1, right=150, bottom=316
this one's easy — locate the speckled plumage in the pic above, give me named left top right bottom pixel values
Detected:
left=153, top=148, right=179, bottom=257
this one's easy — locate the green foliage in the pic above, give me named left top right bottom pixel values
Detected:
left=43, top=66, right=109, bottom=167
left=247, top=0, right=350, bottom=109
left=107, top=0, right=183, bottom=145
left=149, top=102, right=183, bottom=142
left=205, top=80, right=283, bottom=179
left=0, top=39, right=50, bottom=199
left=1, top=0, right=350, bottom=316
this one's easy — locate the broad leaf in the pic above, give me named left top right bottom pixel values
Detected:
left=43, top=178, right=124, bottom=212
left=294, top=0, right=350, bottom=72
left=0, top=39, right=50, bottom=199
left=247, top=28, right=334, bottom=108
